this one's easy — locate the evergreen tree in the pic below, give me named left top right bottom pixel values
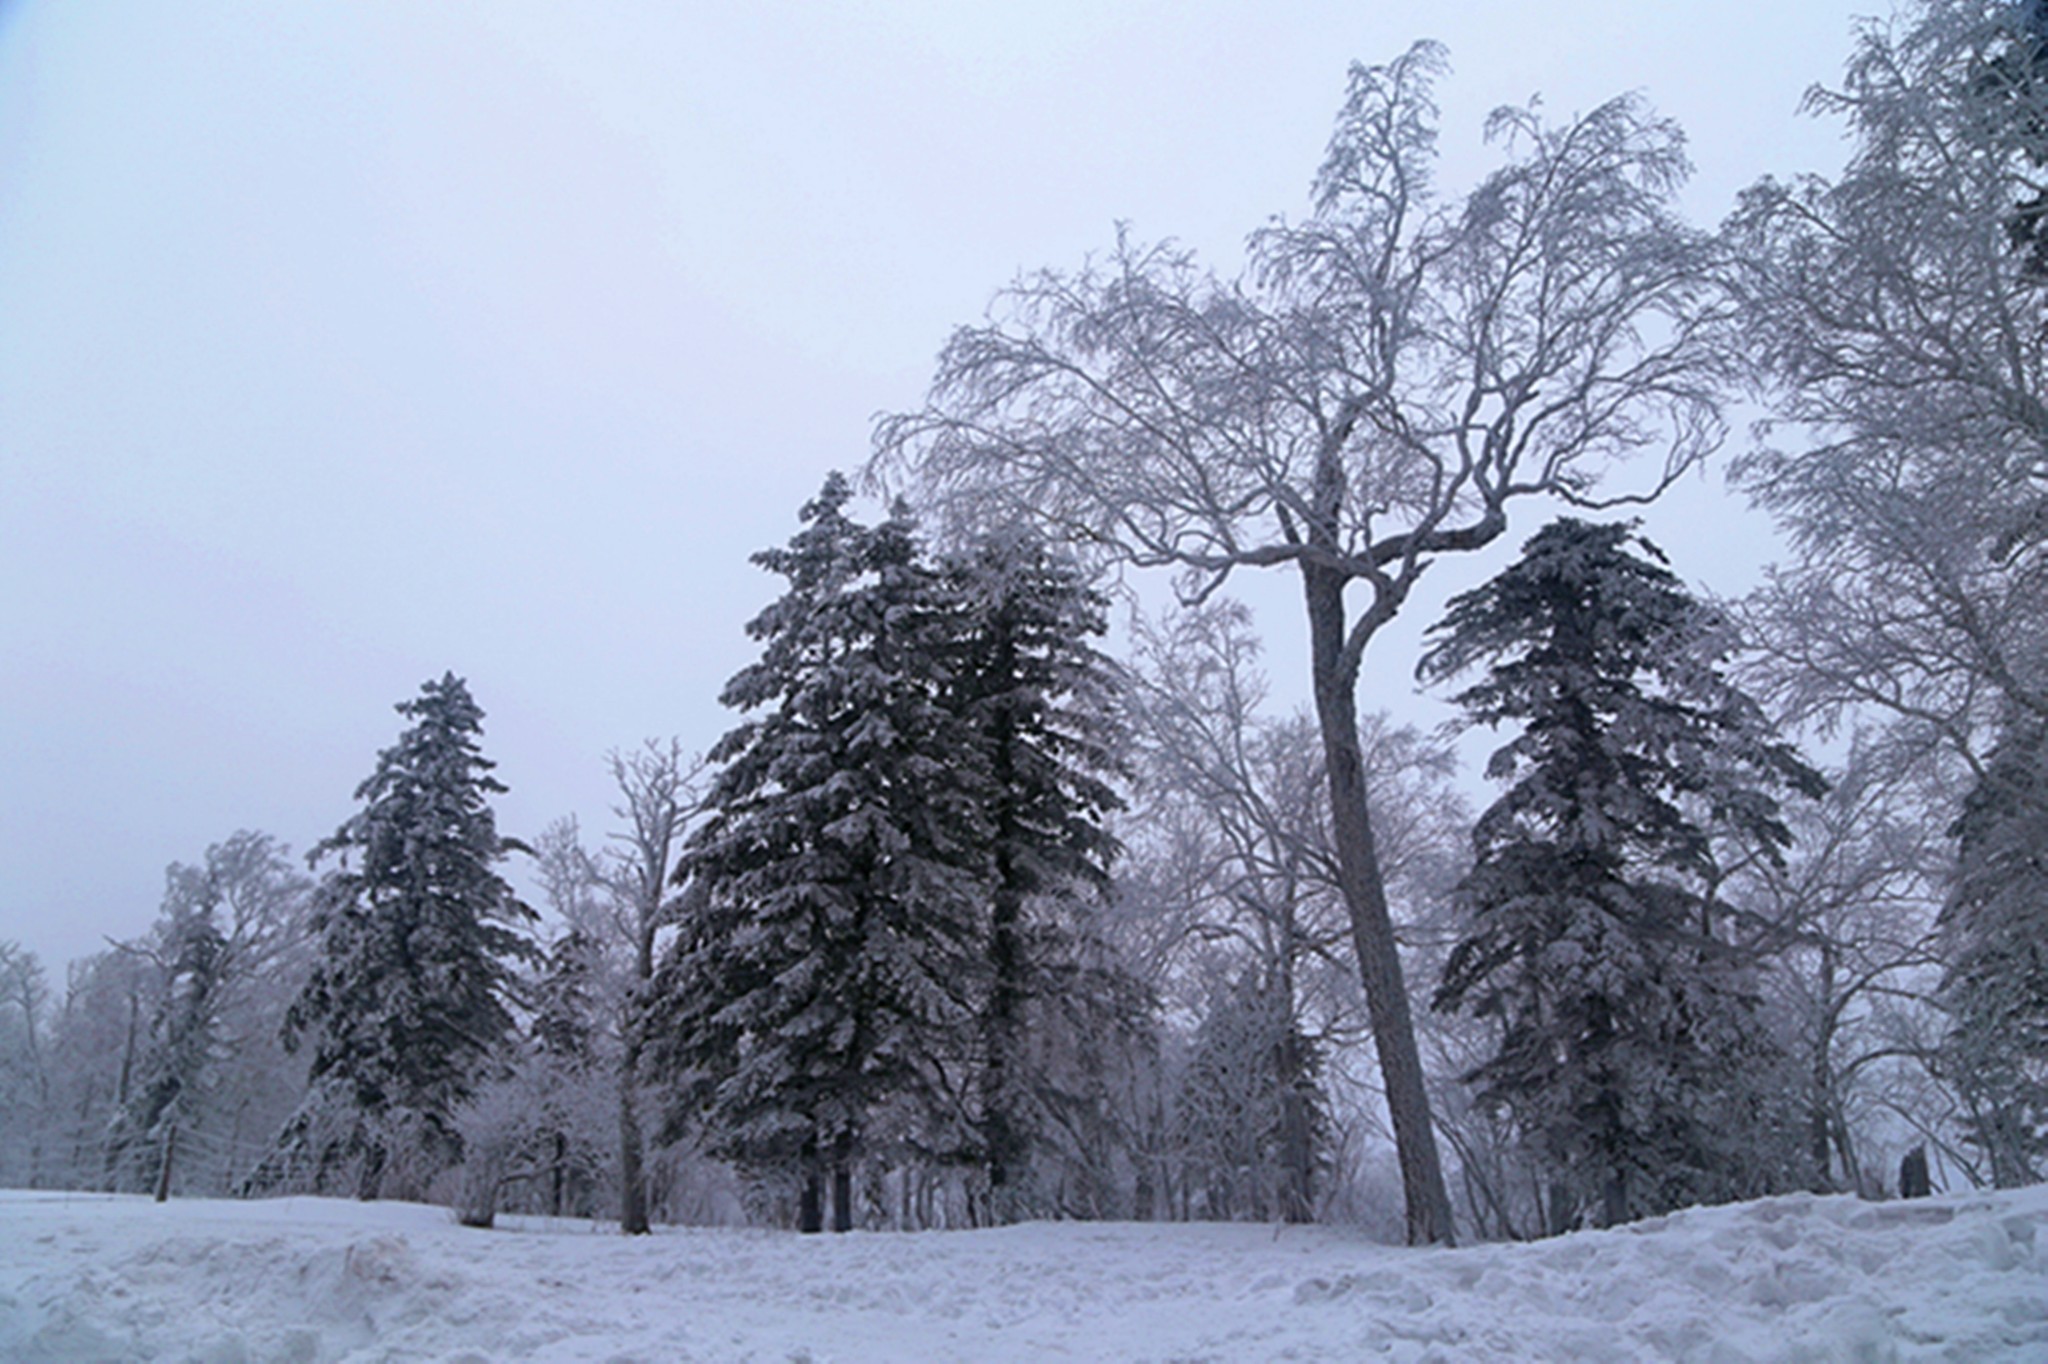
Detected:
left=256, top=673, right=537, bottom=1199
left=1420, top=519, right=1824, bottom=1230
left=532, top=929, right=602, bottom=1067
left=1940, top=708, right=2048, bottom=1186
left=942, top=527, right=1126, bottom=1222
left=649, top=475, right=988, bottom=1232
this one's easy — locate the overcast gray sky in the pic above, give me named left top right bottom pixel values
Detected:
left=1, top=2, right=1873, bottom=973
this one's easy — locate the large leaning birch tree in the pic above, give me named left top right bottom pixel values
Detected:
left=873, top=44, right=1731, bottom=1244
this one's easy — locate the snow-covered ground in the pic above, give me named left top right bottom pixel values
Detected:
left=1, top=1186, right=2042, bottom=1362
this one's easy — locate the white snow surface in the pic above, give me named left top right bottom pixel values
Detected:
left=1, top=1186, right=2043, bottom=1362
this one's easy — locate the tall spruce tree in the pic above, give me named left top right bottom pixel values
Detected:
left=650, top=475, right=989, bottom=1232
left=942, top=528, right=1126, bottom=1222
left=1421, top=520, right=1824, bottom=1230
left=1939, top=707, right=2048, bottom=1187
left=257, top=673, right=536, bottom=1199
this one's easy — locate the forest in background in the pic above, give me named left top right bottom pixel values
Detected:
left=1, top=0, right=2043, bottom=1247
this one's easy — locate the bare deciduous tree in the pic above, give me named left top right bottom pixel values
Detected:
left=1722, top=737, right=1950, bottom=1195
left=1127, top=604, right=1342, bottom=1223
left=1726, top=1, right=2048, bottom=1184
left=0, top=942, right=53, bottom=1186
left=1727, top=0, right=2048, bottom=767
left=874, top=44, right=1729, bottom=1242
left=528, top=743, right=710, bottom=1233
left=603, top=740, right=708, bottom=1235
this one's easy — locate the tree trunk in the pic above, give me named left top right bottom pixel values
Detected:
left=1302, top=564, right=1456, bottom=1245
left=831, top=1131, right=854, bottom=1233
left=1546, top=1180, right=1573, bottom=1238
left=1807, top=1094, right=1833, bottom=1194
left=153, top=1122, right=176, bottom=1203
left=1602, top=1169, right=1627, bottom=1229
left=981, top=634, right=1028, bottom=1226
left=799, top=1148, right=824, bottom=1234
left=1899, top=1145, right=1932, bottom=1198
left=116, top=986, right=140, bottom=1108
left=1832, top=1111, right=1863, bottom=1194
left=618, top=1047, right=650, bottom=1234
left=549, top=1131, right=567, bottom=1217
left=983, top=876, right=1024, bottom=1225
left=1810, top=944, right=1837, bottom=1192
left=1275, top=1040, right=1314, bottom=1224
left=1274, top=927, right=1314, bottom=1224
left=355, top=1136, right=386, bottom=1202
left=620, top=924, right=656, bottom=1235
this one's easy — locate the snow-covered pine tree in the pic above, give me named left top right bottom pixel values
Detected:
left=648, top=475, right=989, bottom=1232
left=256, top=673, right=537, bottom=1200
left=1420, top=519, right=1825, bottom=1230
left=941, top=527, right=1126, bottom=1222
left=532, top=929, right=601, bottom=1067
left=1939, top=707, right=2048, bottom=1187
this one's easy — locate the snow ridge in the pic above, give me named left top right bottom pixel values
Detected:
left=1, top=1186, right=2041, bottom=1362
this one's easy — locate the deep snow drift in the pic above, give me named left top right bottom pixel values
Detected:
left=1, top=1185, right=2042, bottom=1362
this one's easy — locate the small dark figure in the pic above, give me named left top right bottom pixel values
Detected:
left=1899, top=1145, right=1932, bottom=1199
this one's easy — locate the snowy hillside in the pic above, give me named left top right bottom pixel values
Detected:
left=1, top=1187, right=2042, bottom=1362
